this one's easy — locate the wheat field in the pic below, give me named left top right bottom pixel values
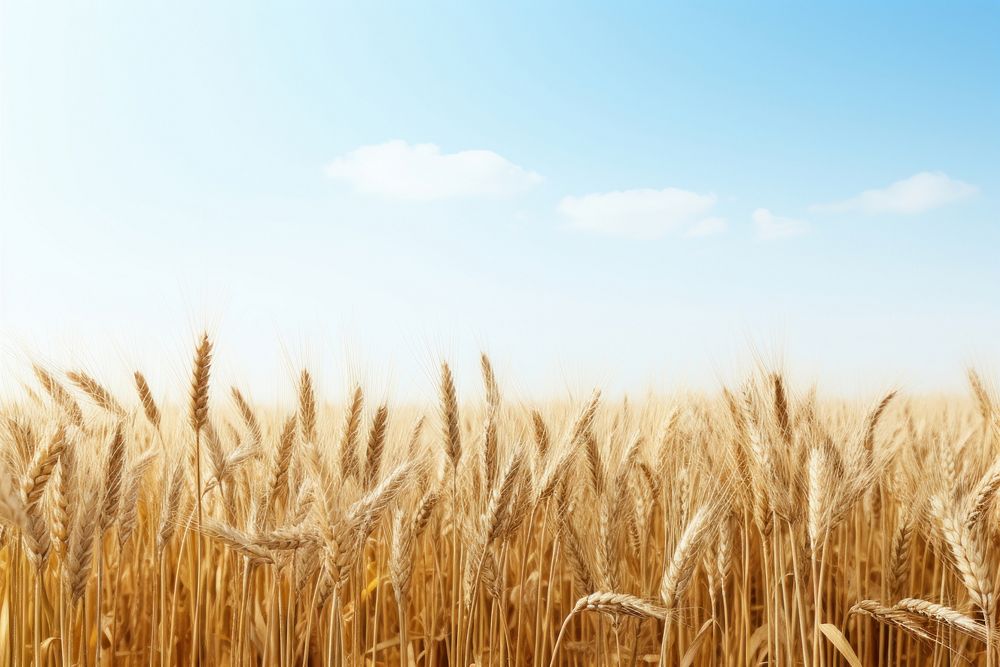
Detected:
left=1, top=335, right=998, bottom=666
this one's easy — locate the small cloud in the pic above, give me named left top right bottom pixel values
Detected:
left=752, top=208, right=808, bottom=239
left=557, top=187, right=722, bottom=239
left=812, top=171, right=977, bottom=215
left=325, top=140, right=542, bottom=200
left=686, top=217, right=728, bottom=237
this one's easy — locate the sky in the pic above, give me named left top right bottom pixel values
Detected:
left=1, top=1, right=998, bottom=402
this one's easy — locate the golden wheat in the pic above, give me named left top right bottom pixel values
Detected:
left=0, top=343, right=998, bottom=665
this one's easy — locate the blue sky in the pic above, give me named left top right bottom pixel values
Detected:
left=1, top=1, right=998, bottom=400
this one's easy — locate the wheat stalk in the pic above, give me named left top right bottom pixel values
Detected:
left=3, top=353, right=999, bottom=666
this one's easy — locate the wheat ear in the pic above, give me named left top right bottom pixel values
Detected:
left=931, top=494, right=994, bottom=614
left=298, top=369, right=317, bottom=444
left=231, top=387, right=263, bottom=448
left=32, top=364, right=84, bottom=426
left=99, top=422, right=128, bottom=533
left=133, top=371, right=161, bottom=430
left=363, top=404, right=389, bottom=491
left=550, top=592, right=668, bottom=667
left=895, top=598, right=987, bottom=643
left=67, top=370, right=126, bottom=416
left=440, top=363, right=462, bottom=469
left=660, top=505, right=715, bottom=608
left=265, top=416, right=298, bottom=526
left=339, top=385, right=364, bottom=480
left=850, top=600, right=934, bottom=643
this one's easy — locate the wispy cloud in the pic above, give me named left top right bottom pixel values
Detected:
left=325, top=140, right=542, bottom=200
left=686, top=217, right=728, bottom=237
left=557, top=187, right=723, bottom=239
left=812, top=171, right=977, bottom=215
left=752, top=208, right=808, bottom=239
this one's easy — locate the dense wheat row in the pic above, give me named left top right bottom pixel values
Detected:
left=0, top=336, right=998, bottom=665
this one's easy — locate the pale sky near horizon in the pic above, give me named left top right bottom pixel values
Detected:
left=1, top=2, right=998, bottom=403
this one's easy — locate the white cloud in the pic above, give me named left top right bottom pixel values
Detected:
left=325, top=140, right=542, bottom=200
left=812, top=171, right=977, bottom=215
left=686, top=217, right=728, bottom=237
left=752, top=208, right=808, bottom=239
left=557, top=187, right=723, bottom=239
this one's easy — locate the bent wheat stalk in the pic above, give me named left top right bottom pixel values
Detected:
left=550, top=593, right=668, bottom=667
